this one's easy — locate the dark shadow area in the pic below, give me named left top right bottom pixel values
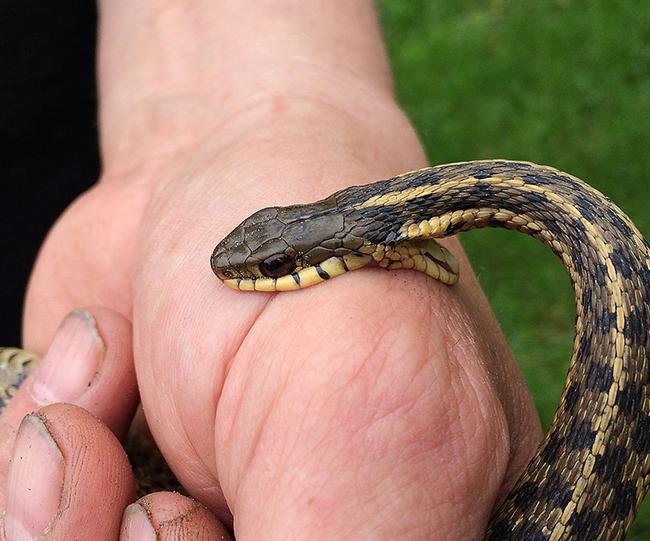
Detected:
left=0, top=1, right=99, bottom=345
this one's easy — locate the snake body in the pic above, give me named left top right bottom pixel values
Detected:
left=211, top=160, right=650, bottom=540
left=1, top=160, right=648, bottom=538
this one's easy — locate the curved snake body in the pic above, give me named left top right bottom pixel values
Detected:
left=211, top=160, right=650, bottom=540
left=2, top=160, right=648, bottom=539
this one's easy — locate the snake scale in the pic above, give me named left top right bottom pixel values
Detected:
left=2, top=160, right=649, bottom=539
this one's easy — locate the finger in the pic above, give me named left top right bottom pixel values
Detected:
left=120, top=492, right=232, bottom=541
left=5, top=307, right=136, bottom=434
left=0, top=308, right=137, bottom=505
left=3, top=403, right=133, bottom=541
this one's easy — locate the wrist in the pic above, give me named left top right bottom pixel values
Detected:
left=98, top=0, right=397, bottom=178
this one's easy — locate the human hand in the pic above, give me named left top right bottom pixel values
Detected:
left=0, top=308, right=230, bottom=540
left=22, top=1, right=543, bottom=538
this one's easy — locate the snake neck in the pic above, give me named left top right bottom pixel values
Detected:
left=342, top=161, right=650, bottom=540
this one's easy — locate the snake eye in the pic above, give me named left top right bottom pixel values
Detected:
left=259, top=253, right=295, bottom=278
left=222, top=269, right=235, bottom=279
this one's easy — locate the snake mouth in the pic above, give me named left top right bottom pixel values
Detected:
left=219, top=240, right=460, bottom=292
left=221, top=254, right=372, bottom=292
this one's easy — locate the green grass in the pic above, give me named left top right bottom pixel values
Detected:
left=377, top=0, right=650, bottom=537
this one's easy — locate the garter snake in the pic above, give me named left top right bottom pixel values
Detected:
left=210, top=160, right=650, bottom=540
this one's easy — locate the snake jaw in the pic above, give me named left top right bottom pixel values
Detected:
left=216, top=236, right=459, bottom=291
left=220, top=254, right=373, bottom=292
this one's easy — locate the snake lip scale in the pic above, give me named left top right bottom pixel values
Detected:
left=2, top=160, right=648, bottom=540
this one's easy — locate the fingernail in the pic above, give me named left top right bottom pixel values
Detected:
left=31, top=309, right=105, bottom=405
left=121, top=504, right=156, bottom=541
left=4, top=415, right=64, bottom=540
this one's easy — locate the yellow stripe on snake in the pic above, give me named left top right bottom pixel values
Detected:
left=3, top=160, right=650, bottom=539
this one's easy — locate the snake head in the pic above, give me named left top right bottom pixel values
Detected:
left=211, top=197, right=371, bottom=291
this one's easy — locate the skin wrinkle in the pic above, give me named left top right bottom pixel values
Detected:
left=293, top=450, right=371, bottom=538
left=435, top=274, right=520, bottom=502
left=156, top=500, right=204, bottom=531
left=135, top=286, right=214, bottom=490
left=366, top=425, right=454, bottom=514
left=347, top=343, right=452, bottom=460
left=99, top=0, right=393, bottom=135
left=348, top=421, right=472, bottom=540
left=330, top=299, right=395, bottom=393
left=142, top=342, right=217, bottom=507
left=250, top=2, right=392, bottom=88
left=134, top=493, right=230, bottom=540
left=25, top=406, right=133, bottom=536
left=119, top=9, right=524, bottom=540
left=134, top=204, right=270, bottom=503
left=209, top=92, right=418, bottom=199
left=220, top=334, right=294, bottom=513
left=366, top=283, right=505, bottom=534
left=468, top=323, right=534, bottom=500
left=442, top=312, right=511, bottom=513
left=396, top=280, right=505, bottom=482
left=56, top=424, right=85, bottom=517
left=71, top=147, right=516, bottom=536
left=227, top=395, right=290, bottom=532
left=270, top=361, right=329, bottom=476
left=139, top=90, right=418, bottom=260
left=102, top=81, right=408, bottom=180
left=221, top=296, right=380, bottom=528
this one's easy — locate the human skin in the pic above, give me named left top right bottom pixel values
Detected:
left=4, top=1, right=544, bottom=538
left=0, top=308, right=230, bottom=539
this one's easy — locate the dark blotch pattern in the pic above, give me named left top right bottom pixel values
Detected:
left=568, top=507, right=607, bottom=539
left=572, top=420, right=597, bottom=450
left=594, top=445, right=627, bottom=485
left=540, top=472, right=573, bottom=509
left=488, top=517, right=547, bottom=541
left=587, top=361, right=613, bottom=393
left=615, top=379, right=642, bottom=418
left=632, top=415, right=650, bottom=454
left=609, top=211, right=635, bottom=239
left=563, top=381, right=581, bottom=412
left=610, top=246, right=634, bottom=279
left=593, top=262, right=608, bottom=286
left=612, top=481, right=637, bottom=520
left=540, top=431, right=564, bottom=464
left=624, top=305, right=647, bottom=341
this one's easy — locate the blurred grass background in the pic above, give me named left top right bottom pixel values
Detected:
left=377, top=0, right=650, bottom=538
